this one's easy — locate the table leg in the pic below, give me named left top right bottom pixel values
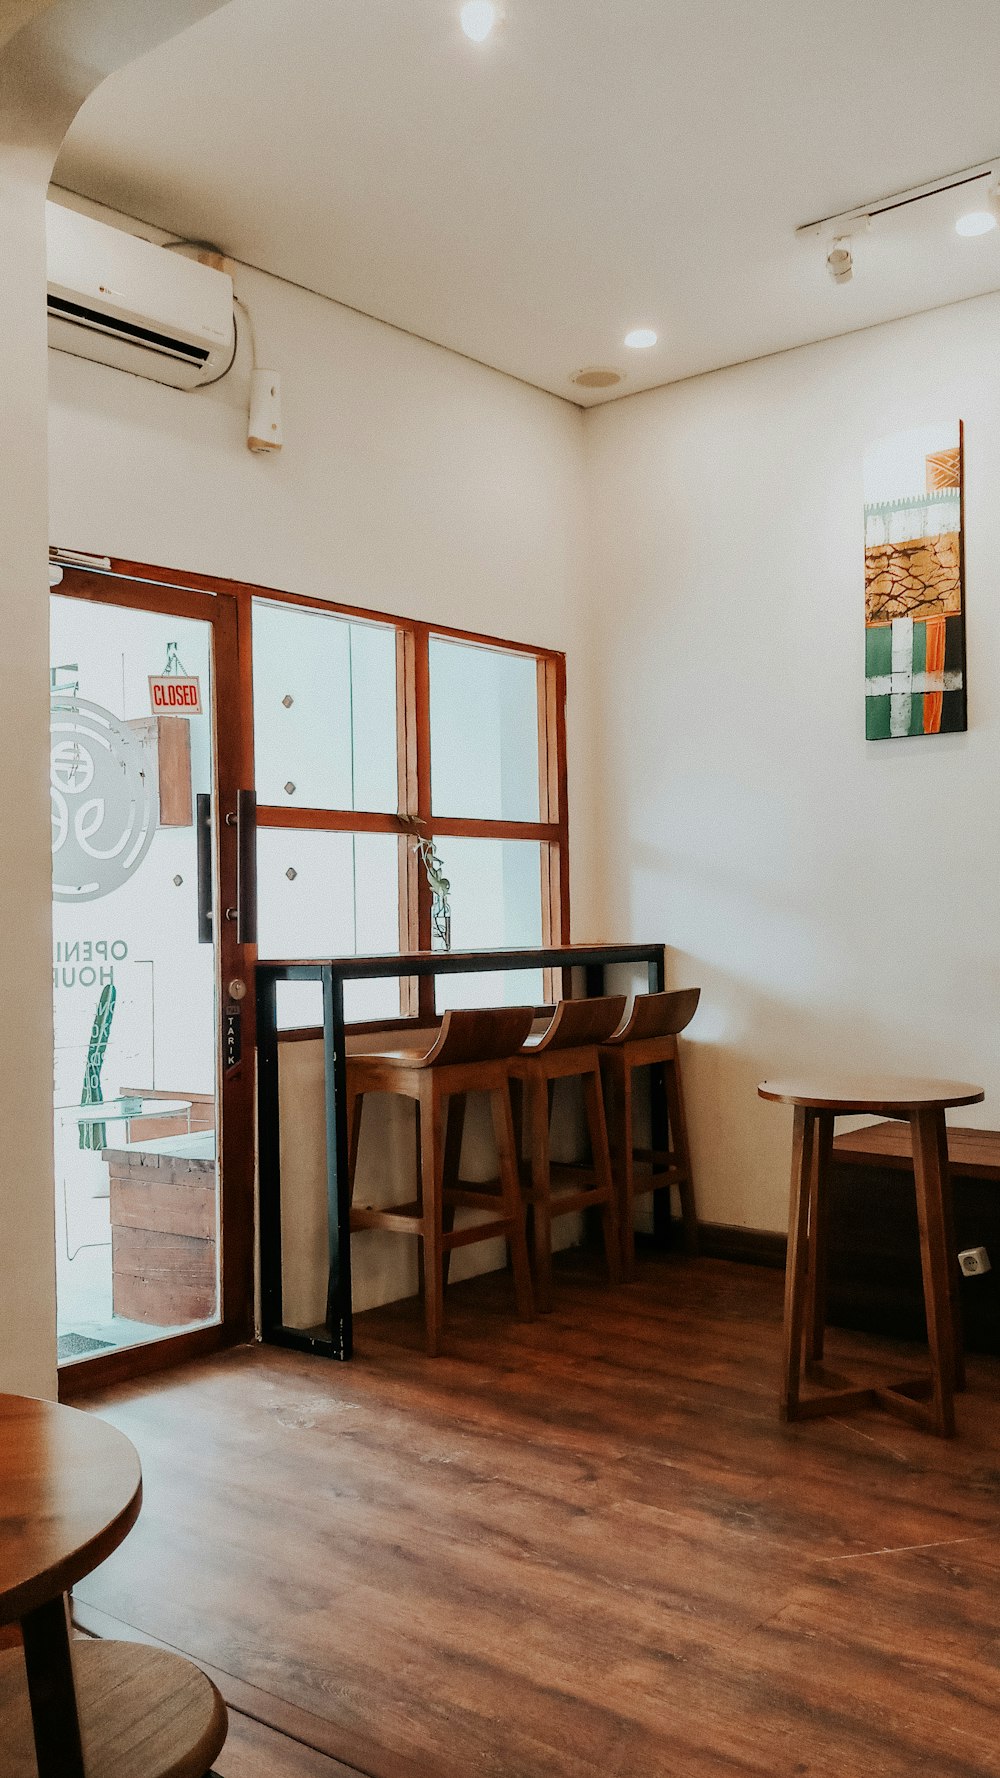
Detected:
left=781, top=1105, right=816, bottom=1422
left=911, top=1107, right=957, bottom=1438
left=20, top=1595, right=86, bottom=1778
left=805, top=1111, right=834, bottom=1368
left=932, top=1108, right=966, bottom=1392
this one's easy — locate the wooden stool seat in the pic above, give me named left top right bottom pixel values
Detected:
left=600, top=988, right=701, bottom=1274
left=0, top=1639, right=227, bottom=1778
left=508, top=995, right=626, bottom=1312
left=759, top=1074, right=985, bottom=1437
left=348, top=1006, right=536, bottom=1354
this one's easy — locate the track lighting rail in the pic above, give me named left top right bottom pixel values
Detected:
left=795, top=156, right=999, bottom=238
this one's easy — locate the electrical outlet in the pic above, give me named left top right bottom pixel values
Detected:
left=958, top=1246, right=992, bottom=1277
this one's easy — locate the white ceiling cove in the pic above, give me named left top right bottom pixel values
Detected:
left=55, top=0, right=1000, bottom=404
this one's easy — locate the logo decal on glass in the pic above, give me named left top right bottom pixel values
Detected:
left=51, top=697, right=155, bottom=901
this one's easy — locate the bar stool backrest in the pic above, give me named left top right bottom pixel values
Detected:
left=605, top=987, right=701, bottom=1044
left=530, top=994, right=627, bottom=1052
left=418, top=1005, right=537, bottom=1068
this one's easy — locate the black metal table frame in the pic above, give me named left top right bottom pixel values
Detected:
left=256, top=943, right=667, bottom=1359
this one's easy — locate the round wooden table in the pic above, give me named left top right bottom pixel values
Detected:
left=758, top=1076, right=985, bottom=1437
left=0, top=1393, right=227, bottom=1777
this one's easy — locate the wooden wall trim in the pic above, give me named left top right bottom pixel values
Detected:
left=694, top=1222, right=788, bottom=1269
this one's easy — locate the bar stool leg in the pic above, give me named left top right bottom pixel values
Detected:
left=911, top=1107, right=957, bottom=1438
left=603, top=1054, right=636, bottom=1279
left=490, top=1082, right=535, bottom=1323
left=346, top=1088, right=365, bottom=1199
left=805, top=1111, right=834, bottom=1367
left=418, top=1080, right=446, bottom=1357
left=525, top=1071, right=555, bottom=1312
left=781, top=1105, right=816, bottom=1423
left=582, top=1064, right=622, bottom=1286
left=440, top=1093, right=466, bottom=1291
left=663, top=1055, right=699, bottom=1255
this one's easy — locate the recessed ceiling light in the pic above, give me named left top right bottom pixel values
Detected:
left=460, top=1, right=498, bottom=41
left=571, top=368, right=623, bottom=389
left=955, top=210, right=997, bottom=237
left=624, top=328, right=657, bottom=349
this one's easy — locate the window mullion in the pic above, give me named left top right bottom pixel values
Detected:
left=410, top=624, right=435, bottom=1020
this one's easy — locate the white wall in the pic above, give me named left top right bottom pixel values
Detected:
left=46, top=192, right=596, bottom=1318
left=584, top=293, right=1000, bottom=1236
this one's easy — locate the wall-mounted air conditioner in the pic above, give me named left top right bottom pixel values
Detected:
left=46, top=201, right=235, bottom=391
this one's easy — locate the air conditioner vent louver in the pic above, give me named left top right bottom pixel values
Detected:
left=46, top=201, right=234, bottom=391
left=46, top=294, right=211, bottom=367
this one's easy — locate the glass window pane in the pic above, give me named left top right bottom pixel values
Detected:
left=273, top=980, right=324, bottom=1032
left=253, top=601, right=397, bottom=812
left=257, top=829, right=401, bottom=1021
left=50, top=595, right=220, bottom=1363
left=430, top=638, right=540, bottom=821
left=432, top=837, right=543, bottom=1011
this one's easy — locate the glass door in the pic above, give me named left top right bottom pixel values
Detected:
left=51, top=571, right=253, bottom=1378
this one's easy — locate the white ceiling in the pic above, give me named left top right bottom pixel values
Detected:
left=55, top=0, right=1000, bottom=405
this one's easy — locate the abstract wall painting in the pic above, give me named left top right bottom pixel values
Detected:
left=863, top=420, right=966, bottom=740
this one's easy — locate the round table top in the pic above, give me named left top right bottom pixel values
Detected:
left=757, top=1075, right=985, bottom=1114
left=0, top=1393, right=141, bottom=1624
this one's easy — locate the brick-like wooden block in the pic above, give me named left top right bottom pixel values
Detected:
left=111, top=1223, right=216, bottom=1325
left=106, top=1143, right=217, bottom=1326
left=125, top=715, right=193, bottom=827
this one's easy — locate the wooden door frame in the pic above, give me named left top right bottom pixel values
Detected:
left=55, top=564, right=256, bottom=1399
left=51, top=546, right=571, bottom=1393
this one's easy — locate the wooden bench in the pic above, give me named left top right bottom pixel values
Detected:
left=829, top=1121, right=1000, bottom=1354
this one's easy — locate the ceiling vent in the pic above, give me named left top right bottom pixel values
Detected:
left=46, top=201, right=235, bottom=391
left=571, top=368, right=623, bottom=390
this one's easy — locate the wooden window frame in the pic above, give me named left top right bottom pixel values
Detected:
left=52, top=555, right=570, bottom=1033
left=239, top=584, right=571, bottom=1028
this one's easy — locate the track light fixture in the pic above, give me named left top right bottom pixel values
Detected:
left=799, top=155, right=1000, bottom=284
left=826, top=237, right=853, bottom=284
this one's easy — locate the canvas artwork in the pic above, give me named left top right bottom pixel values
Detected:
left=863, top=420, right=966, bottom=740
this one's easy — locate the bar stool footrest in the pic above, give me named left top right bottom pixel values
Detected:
left=443, top=1183, right=505, bottom=1212
left=632, top=1148, right=686, bottom=1178
left=442, top=1219, right=516, bottom=1251
left=352, top=1204, right=423, bottom=1234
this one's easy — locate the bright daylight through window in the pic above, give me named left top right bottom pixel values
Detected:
left=251, top=596, right=568, bottom=1027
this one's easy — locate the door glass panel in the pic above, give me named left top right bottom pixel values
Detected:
left=257, top=828, right=401, bottom=1022
left=433, top=837, right=544, bottom=1011
left=51, top=595, right=220, bottom=1365
left=430, top=637, right=540, bottom=821
left=253, top=600, right=397, bottom=812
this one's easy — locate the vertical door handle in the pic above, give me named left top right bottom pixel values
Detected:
left=226, top=789, right=258, bottom=946
left=196, top=793, right=213, bottom=945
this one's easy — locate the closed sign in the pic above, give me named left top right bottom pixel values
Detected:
left=149, top=676, right=202, bottom=714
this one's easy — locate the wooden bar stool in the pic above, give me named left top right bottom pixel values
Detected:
left=758, top=1074, right=984, bottom=1437
left=506, top=995, right=626, bottom=1312
left=347, top=1006, right=535, bottom=1356
left=599, top=987, right=701, bottom=1276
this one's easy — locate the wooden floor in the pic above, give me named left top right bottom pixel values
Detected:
left=74, top=1252, right=1000, bottom=1778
